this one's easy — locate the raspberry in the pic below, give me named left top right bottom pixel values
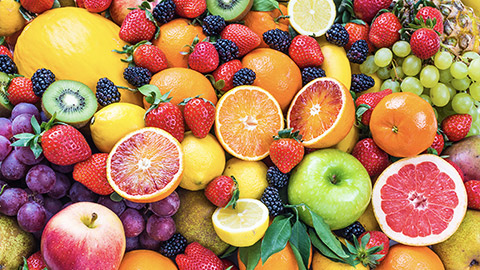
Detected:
left=0, top=55, right=17, bottom=75
left=96, top=77, right=121, bottom=106
left=123, top=66, right=152, bottom=87
left=262, top=29, right=291, bottom=54
left=31, top=68, right=55, bottom=97
left=266, top=166, right=289, bottom=188
left=202, top=15, right=226, bottom=36
left=214, top=39, right=239, bottom=63
left=347, top=40, right=369, bottom=64
left=333, top=221, right=366, bottom=243
left=351, top=74, right=375, bottom=93
left=301, top=67, right=326, bottom=86
left=260, top=186, right=284, bottom=217
left=159, top=233, right=187, bottom=258
left=233, top=68, right=256, bottom=87
left=152, top=0, right=176, bottom=24
left=325, top=23, right=349, bottom=47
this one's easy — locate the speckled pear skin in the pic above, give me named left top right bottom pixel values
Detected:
left=0, top=214, right=35, bottom=270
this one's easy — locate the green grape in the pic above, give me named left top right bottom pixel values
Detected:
left=402, top=55, right=422, bottom=76
left=376, top=67, right=391, bottom=80
left=420, top=94, right=432, bottom=105
left=381, top=79, right=400, bottom=92
left=452, top=92, right=474, bottom=114
left=463, top=51, right=480, bottom=61
left=439, top=68, right=453, bottom=84
left=468, top=105, right=479, bottom=122
left=446, top=84, right=456, bottom=101
left=420, top=65, right=440, bottom=88
left=467, top=122, right=480, bottom=137
left=359, top=55, right=379, bottom=75
left=401, top=77, right=424, bottom=95
left=374, top=48, right=393, bottom=67
left=392, top=41, right=411, bottom=58
left=470, top=81, right=480, bottom=101
left=434, top=51, right=453, bottom=70
left=450, top=61, right=469, bottom=79
left=468, top=58, right=480, bottom=81
left=390, top=66, right=405, bottom=80
left=430, top=83, right=450, bottom=107
left=451, top=77, right=471, bottom=91
left=394, top=57, right=404, bottom=66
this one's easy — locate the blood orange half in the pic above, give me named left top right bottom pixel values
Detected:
left=106, top=127, right=184, bottom=203
left=372, top=154, right=467, bottom=246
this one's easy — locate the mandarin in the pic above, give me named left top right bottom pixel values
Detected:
left=243, top=5, right=290, bottom=48
left=119, top=250, right=177, bottom=270
left=376, top=245, right=445, bottom=270
left=238, top=242, right=312, bottom=270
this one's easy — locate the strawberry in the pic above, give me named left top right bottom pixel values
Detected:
left=445, top=159, right=466, bottom=182
left=410, top=28, right=440, bottom=60
left=355, top=88, right=392, bottom=126
left=344, top=23, right=373, bottom=52
left=423, top=133, right=444, bottom=155
left=187, top=41, right=219, bottom=74
left=25, top=251, right=47, bottom=270
left=115, top=41, right=168, bottom=74
left=352, top=138, right=390, bottom=177
left=7, top=77, right=40, bottom=106
left=73, top=153, right=114, bottom=195
left=119, top=9, right=158, bottom=44
left=222, top=259, right=239, bottom=270
left=20, top=0, right=54, bottom=14
left=84, top=0, right=112, bottom=13
left=441, top=114, right=472, bottom=142
left=220, top=24, right=261, bottom=57
left=465, top=180, right=480, bottom=210
left=144, top=91, right=185, bottom=142
left=76, top=0, right=85, bottom=8
left=288, top=35, right=324, bottom=68
left=204, top=175, right=239, bottom=208
left=212, top=59, right=243, bottom=92
left=0, top=45, right=13, bottom=59
left=176, top=242, right=224, bottom=270
left=353, top=0, right=393, bottom=23
left=173, top=0, right=206, bottom=19
left=269, top=129, right=304, bottom=174
left=181, top=97, right=215, bottom=138
left=356, top=231, right=390, bottom=265
left=415, top=6, right=444, bottom=34
left=368, top=12, right=402, bottom=48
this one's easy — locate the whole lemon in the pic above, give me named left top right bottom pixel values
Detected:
left=333, top=125, right=359, bottom=153
left=90, top=103, right=146, bottom=153
left=0, top=0, right=25, bottom=37
left=180, top=132, right=226, bottom=191
left=223, top=158, right=268, bottom=199
left=356, top=201, right=380, bottom=232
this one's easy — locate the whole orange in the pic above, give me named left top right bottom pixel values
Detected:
left=243, top=5, right=289, bottom=48
left=119, top=249, right=178, bottom=270
left=376, top=244, right=445, bottom=270
left=238, top=243, right=312, bottom=270
left=369, top=92, right=437, bottom=157
left=146, top=67, right=217, bottom=108
left=152, top=18, right=206, bottom=68
left=242, top=48, right=302, bottom=111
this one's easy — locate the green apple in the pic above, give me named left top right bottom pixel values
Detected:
left=288, top=149, right=371, bottom=230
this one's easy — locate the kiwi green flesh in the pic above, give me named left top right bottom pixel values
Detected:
left=207, top=0, right=254, bottom=22
left=41, top=80, right=97, bottom=127
left=0, top=72, right=13, bottom=117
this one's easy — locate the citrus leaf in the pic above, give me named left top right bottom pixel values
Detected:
left=239, top=239, right=262, bottom=270
left=309, top=209, right=349, bottom=258
left=290, top=243, right=307, bottom=270
left=289, top=219, right=311, bottom=268
left=252, top=0, right=279, bottom=11
left=220, top=245, right=238, bottom=259
left=261, top=215, right=292, bottom=263
left=308, top=228, right=342, bottom=261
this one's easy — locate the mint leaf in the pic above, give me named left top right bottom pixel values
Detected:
left=290, top=219, right=311, bottom=268
left=252, top=0, right=279, bottom=11
left=260, top=215, right=292, bottom=264
left=239, top=240, right=261, bottom=270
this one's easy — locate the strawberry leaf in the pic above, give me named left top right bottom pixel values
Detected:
left=260, top=214, right=292, bottom=264
left=225, top=267, right=233, bottom=270
left=21, top=257, right=28, bottom=270
left=31, top=115, right=41, bottom=135
left=224, top=176, right=239, bottom=209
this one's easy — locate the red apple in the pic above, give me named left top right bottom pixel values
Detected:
left=110, top=0, right=160, bottom=25
left=41, top=202, right=126, bottom=270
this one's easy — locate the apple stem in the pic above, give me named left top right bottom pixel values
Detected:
left=88, top=212, right=98, bottom=228
left=330, top=174, right=338, bottom=184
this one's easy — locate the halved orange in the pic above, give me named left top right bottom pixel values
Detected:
left=106, top=127, right=183, bottom=203
left=287, top=77, right=355, bottom=148
left=215, top=85, right=284, bottom=161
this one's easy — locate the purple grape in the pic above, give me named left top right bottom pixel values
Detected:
left=25, top=188, right=44, bottom=205
left=40, top=111, right=49, bottom=123
left=50, top=163, right=74, bottom=174
left=17, top=201, right=47, bottom=232
left=0, top=136, right=12, bottom=162
left=11, top=103, right=40, bottom=121
left=47, top=172, right=71, bottom=199
left=149, top=191, right=180, bottom=217
left=0, top=187, right=28, bottom=216
left=0, top=118, right=12, bottom=139
left=139, top=230, right=161, bottom=250
left=124, top=200, right=146, bottom=210
left=26, top=164, right=56, bottom=194
left=1, top=150, right=29, bottom=181
left=43, top=196, right=63, bottom=215
left=120, top=208, right=146, bottom=238
left=97, top=196, right=126, bottom=216
left=15, top=146, right=44, bottom=165
left=146, top=215, right=175, bottom=242
left=69, top=182, right=99, bottom=202
left=32, top=229, right=44, bottom=240
left=126, top=236, right=140, bottom=252
left=11, top=114, right=34, bottom=135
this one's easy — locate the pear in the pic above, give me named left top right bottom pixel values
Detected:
left=0, top=214, right=35, bottom=270
left=432, top=209, right=480, bottom=270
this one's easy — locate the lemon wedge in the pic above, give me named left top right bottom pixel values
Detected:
left=288, top=0, right=336, bottom=37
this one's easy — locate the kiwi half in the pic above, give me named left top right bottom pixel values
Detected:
left=0, top=72, right=13, bottom=117
left=206, top=0, right=254, bottom=22
left=41, top=80, right=97, bottom=128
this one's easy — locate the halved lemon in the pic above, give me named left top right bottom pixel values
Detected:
left=212, top=198, right=269, bottom=247
left=288, top=0, right=336, bottom=37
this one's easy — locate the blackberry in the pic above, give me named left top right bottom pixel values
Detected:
left=159, top=233, right=187, bottom=258
left=123, top=66, right=152, bottom=87
left=347, top=40, right=369, bottom=64
left=266, top=166, right=289, bottom=188
left=260, top=186, right=284, bottom=217
left=233, top=68, right=256, bottom=87
left=202, top=15, right=226, bottom=36
left=214, top=39, right=239, bottom=63
left=333, top=221, right=366, bottom=243
left=351, top=74, right=375, bottom=93
left=301, top=67, right=326, bottom=86
left=0, top=55, right=17, bottom=75
left=31, top=68, right=55, bottom=97
left=96, top=77, right=121, bottom=106
left=152, top=0, right=176, bottom=24
left=262, top=29, right=291, bottom=54
left=325, top=23, right=349, bottom=47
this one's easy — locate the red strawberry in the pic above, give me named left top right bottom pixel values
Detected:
left=410, top=28, right=440, bottom=59
left=204, top=175, right=239, bottom=208
left=76, top=0, right=85, bottom=8
left=181, top=97, right=215, bottom=138
left=20, top=0, right=54, bottom=14
left=269, top=129, right=305, bottom=174
left=355, top=89, right=392, bottom=126
left=133, top=43, right=168, bottom=74
left=288, top=35, right=324, bottom=68
left=188, top=41, right=219, bottom=74
left=423, top=133, right=444, bottom=155
left=441, top=114, right=472, bottom=142
left=0, top=45, right=13, bottom=59
left=212, top=59, right=243, bottom=92
left=26, top=251, right=47, bottom=270
left=368, top=12, right=402, bottom=48
left=221, top=24, right=261, bottom=57
left=7, top=77, right=40, bottom=106
left=176, top=242, right=224, bottom=270
left=344, top=23, right=373, bottom=52
left=416, top=6, right=444, bottom=34
left=173, top=0, right=206, bottom=19
left=222, top=259, right=239, bottom=270
left=83, top=0, right=112, bottom=12
left=119, top=9, right=157, bottom=44
left=73, top=153, right=114, bottom=195
left=445, top=158, right=466, bottom=182
left=352, top=138, right=390, bottom=177
left=357, top=231, right=390, bottom=264
left=353, top=0, right=393, bottom=23
left=465, top=180, right=480, bottom=210
left=145, top=92, right=185, bottom=142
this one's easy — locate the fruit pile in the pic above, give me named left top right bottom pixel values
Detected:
left=0, top=0, right=479, bottom=269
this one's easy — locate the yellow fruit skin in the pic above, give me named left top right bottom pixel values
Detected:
left=351, top=63, right=382, bottom=94
left=317, top=37, right=351, bottom=90
left=14, top=7, right=142, bottom=105
left=333, top=124, right=359, bottom=153
left=0, top=0, right=25, bottom=37
left=222, top=158, right=268, bottom=199
left=357, top=201, right=381, bottom=232
left=312, top=251, right=369, bottom=270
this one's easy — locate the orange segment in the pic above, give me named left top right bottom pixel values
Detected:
left=287, top=77, right=355, bottom=148
left=215, top=86, right=284, bottom=161
left=106, top=127, right=183, bottom=203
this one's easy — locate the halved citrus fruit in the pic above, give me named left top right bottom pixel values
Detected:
left=287, top=77, right=355, bottom=148
left=106, top=127, right=183, bottom=203
left=287, top=0, right=336, bottom=37
left=215, top=85, right=284, bottom=161
left=372, top=154, right=467, bottom=246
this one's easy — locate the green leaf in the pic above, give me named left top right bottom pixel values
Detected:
left=12, top=133, right=35, bottom=140
left=11, top=138, right=33, bottom=147
left=309, top=209, right=348, bottom=258
left=225, top=267, right=233, bottom=270
left=289, top=219, right=311, bottom=268
left=0, top=183, right=6, bottom=196
left=0, top=36, right=5, bottom=45
left=21, top=257, right=28, bottom=270
left=308, top=228, right=342, bottom=261
left=360, top=232, right=370, bottom=248
left=220, top=245, right=238, bottom=259
left=110, top=192, right=124, bottom=202
left=290, top=243, right=307, bottom=270
left=239, top=240, right=262, bottom=270
left=224, top=176, right=239, bottom=209
left=31, top=144, right=43, bottom=159
left=252, top=0, right=279, bottom=11
left=345, top=239, right=357, bottom=254
left=261, top=215, right=292, bottom=263
left=30, top=116, right=41, bottom=135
